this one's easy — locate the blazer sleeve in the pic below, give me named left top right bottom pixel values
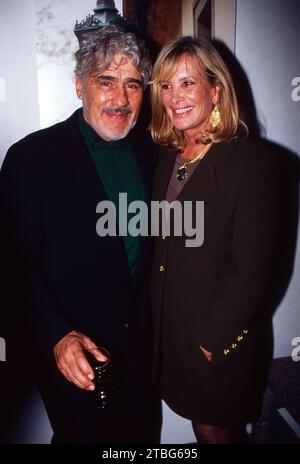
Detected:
left=196, top=146, right=280, bottom=360
left=0, top=144, right=73, bottom=358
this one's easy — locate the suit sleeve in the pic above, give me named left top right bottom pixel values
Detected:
left=196, top=148, right=280, bottom=360
left=0, top=144, right=73, bottom=358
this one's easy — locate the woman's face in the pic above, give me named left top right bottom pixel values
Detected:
left=160, top=55, right=220, bottom=138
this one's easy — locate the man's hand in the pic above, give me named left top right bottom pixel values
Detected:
left=54, top=330, right=108, bottom=391
left=200, top=345, right=213, bottom=362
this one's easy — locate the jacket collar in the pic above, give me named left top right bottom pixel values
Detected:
left=154, top=139, right=239, bottom=203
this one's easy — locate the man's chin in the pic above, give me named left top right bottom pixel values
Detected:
left=99, top=121, right=137, bottom=142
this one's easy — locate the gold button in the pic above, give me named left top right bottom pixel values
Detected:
left=243, top=329, right=248, bottom=334
left=224, top=349, right=230, bottom=355
left=231, top=343, right=237, bottom=349
left=162, top=235, right=167, bottom=240
left=237, top=335, right=243, bottom=341
left=159, top=265, right=165, bottom=272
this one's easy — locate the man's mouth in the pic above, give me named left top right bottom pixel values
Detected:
left=103, top=108, right=132, bottom=118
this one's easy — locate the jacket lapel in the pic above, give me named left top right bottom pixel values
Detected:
left=131, top=130, right=158, bottom=202
left=60, top=109, right=132, bottom=276
left=154, top=140, right=239, bottom=203
left=152, top=147, right=176, bottom=202
left=60, top=110, right=108, bottom=199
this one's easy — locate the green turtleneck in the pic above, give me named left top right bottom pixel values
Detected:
left=78, top=110, right=146, bottom=277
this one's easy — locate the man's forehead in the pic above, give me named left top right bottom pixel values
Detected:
left=108, top=53, right=130, bottom=68
left=100, top=53, right=141, bottom=77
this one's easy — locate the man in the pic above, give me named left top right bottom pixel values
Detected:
left=0, top=25, right=160, bottom=443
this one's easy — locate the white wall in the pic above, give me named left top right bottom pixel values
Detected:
left=235, top=0, right=300, bottom=358
left=0, top=0, right=40, bottom=162
left=213, top=0, right=236, bottom=53
left=35, top=0, right=101, bottom=129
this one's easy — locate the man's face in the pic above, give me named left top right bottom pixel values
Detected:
left=76, top=53, right=143, bottom=141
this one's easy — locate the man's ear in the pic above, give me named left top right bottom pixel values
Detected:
left=75, top=75, right=83, bottom=100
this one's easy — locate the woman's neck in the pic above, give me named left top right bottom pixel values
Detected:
left=182, top=134, right=205, bottom=161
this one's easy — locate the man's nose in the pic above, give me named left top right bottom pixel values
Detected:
left=112, top=85, right=129, bottom=107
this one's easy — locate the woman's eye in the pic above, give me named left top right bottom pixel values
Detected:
left=183, top=80, right=195, bottom=87
left=161, top=83, right=171, bottom=90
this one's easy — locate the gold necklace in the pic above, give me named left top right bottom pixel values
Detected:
left=176, top=143, right=213, bottom=181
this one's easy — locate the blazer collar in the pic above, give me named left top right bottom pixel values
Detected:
left=155, top=140, right=239, bottom=203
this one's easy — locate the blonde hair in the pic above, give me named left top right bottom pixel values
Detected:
left=150, top=36, right=247, bottom=150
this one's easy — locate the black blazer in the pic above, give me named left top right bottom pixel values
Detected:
left=151, top=138, right=280, bottom=425
left=0, top=110, right=157, bottom=359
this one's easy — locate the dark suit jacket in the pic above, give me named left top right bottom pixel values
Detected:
left=0, top=109, right=157, bottom=357
left=0, top=109, right=161, bottom=442
left=151, top=138, right=280, bottom=425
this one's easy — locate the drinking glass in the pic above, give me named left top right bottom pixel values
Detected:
left=85, top=346, right=117, bottom=409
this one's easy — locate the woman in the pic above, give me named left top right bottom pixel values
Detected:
left=150, top=36, right=279, bottom=443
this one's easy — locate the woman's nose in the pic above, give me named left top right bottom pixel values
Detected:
left=171, top=87, right=184, bottom=105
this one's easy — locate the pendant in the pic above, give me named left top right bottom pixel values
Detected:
left=176, top=165, right=187, bottom=181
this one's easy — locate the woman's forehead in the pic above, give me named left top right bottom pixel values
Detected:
left=161, top=53, right=205, bottom=80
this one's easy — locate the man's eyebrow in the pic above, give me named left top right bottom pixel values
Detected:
left=97, top=75, right=117, bottom=81
left=97, top=75, right=143, bottom=86
left=124, top=77, right=143, bottom=86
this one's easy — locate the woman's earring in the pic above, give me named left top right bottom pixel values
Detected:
left=210, top=104, right=221, bottom=129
